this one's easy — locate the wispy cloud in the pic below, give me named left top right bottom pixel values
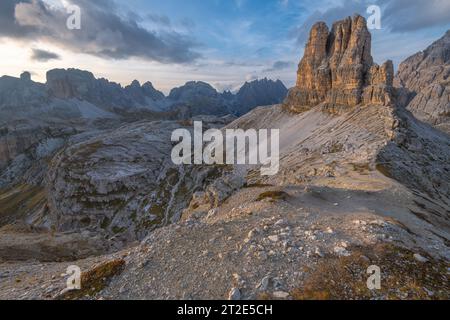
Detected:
left=264, top=60, right=295, bottom=72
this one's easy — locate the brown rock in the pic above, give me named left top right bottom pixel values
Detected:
left=363, top=60, right=394, bottom=106
left=284, top=14, right=393, bottom=113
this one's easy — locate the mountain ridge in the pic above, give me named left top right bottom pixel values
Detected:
left=0, top=69, right=287, bottom=118
left=395, top=29, right=450, bottom=134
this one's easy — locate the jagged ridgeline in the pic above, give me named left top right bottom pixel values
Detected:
left=0, top=69, right=287, bottom=121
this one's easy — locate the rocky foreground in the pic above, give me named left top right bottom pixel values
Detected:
left=0, top=15, right=449, bottom=300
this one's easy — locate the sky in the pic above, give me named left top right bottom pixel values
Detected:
left=0, top=0, right=449, bottom=94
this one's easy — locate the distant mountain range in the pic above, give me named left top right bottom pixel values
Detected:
left=0, top=69, right=287, bottom=124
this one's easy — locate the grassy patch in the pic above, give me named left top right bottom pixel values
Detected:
left=289, top=244, right=449, bottom=300
left=376, top=164, right=393, bottom=179
left=0, top=184, right=46, bottom=226
left=256, top=190, right=289, bottom=202
left=244, top=183, right=274, bottom=189
left=58, top=259, right=126, bottom=300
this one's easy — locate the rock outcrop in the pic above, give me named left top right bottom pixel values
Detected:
left=0, top=75, right=48, bottom=112
left=45, top=117, right=233, bottom=245
left=395, top=30, right=450, bottom=134
left=284, top=15, right=394, bottom=113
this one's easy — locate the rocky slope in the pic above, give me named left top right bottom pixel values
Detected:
left=0, top=15, right=448, bottom=300
left=44, top=117, right=234, bottom=247
left=395, top=30, right=450, bottom=134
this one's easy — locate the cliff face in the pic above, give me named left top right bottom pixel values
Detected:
left=284, top=15, right=393, bottom=113
left=395, top=30, right=450, bottom=134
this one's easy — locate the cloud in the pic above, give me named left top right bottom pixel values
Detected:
left=180, top=18, right=196, bottom=31
left=290, top=0, right=368, bottom=45
left=0, top=0, right=201, bottom=64
left=291, top=0, right=450, bottom=45
left=264, top=60, right=295, bottom=72
left=379, top=0, right=450, bottom=32
left=146, top=13, right=171, bottom=27
left=31, top=48, right=61, bottom=61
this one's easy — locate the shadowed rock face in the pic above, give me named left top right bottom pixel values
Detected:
left=284, top=15, right=393, bottom=113
left=395, top=30, right=450, bottom=134
left=234, top=78, right=288, bottom=116
left=46, top=69, right=165, bottom=111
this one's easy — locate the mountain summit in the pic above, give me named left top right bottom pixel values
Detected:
left=284, top=15, right=394, bottom=113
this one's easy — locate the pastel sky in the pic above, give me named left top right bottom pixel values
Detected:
left=1, top=0, right=449, bottom=93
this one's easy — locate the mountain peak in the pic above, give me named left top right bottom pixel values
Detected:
left=20, top=72, right=31, bottom=82
left=130, top=80, right=141, bottom=88
left=284, top=14, right=393, bottom=113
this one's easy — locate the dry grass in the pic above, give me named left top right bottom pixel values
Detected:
left=256, top=190, right=290, bottom=202
left=290, top=244, right=449, bottom=300
left=0, top=184, right=46, bottom=226
left=58, top=259, right=126, bottom=300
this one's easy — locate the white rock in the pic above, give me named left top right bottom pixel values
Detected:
left=258, top=276, right=271, bottom=291
left=334, top=246, right=351, bottom=257
left=273, top=291, right=290, bottom=299
left=413, top=254, right=429, bottom=263
left=228, top=288, right=241, bottom=300
left=268, top=235, right=279, bottom=242
left=274, top=219, right=287, bottom=227
left=315, top=247, right=324, bottom=257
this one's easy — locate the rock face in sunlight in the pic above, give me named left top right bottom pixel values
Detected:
left=395, top=30, right=450, bottom=134
left=284, top=15, right=394, bottom=113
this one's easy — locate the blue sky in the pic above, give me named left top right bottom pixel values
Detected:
left=0, top=0, right=449, bottom=93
